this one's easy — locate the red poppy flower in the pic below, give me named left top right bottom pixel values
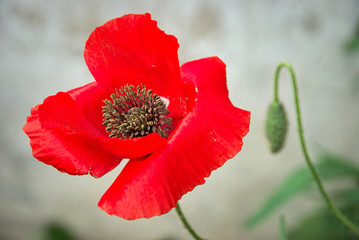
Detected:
left=23, top=13, right=250, bottom=220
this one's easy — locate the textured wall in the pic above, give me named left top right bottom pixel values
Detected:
left=1, top=0, right=359, bottom=239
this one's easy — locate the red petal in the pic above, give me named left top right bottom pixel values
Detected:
left=38, top=91, right=103, bottom=137
left=84, top=13, right=186, bottom=117
left=67, top=81, right=109, bottom=136
left=23, top=85, right=167, bottom=177
left=98, top=57, right=250, bottom=219
left=23, top=105, right=119, bottom=177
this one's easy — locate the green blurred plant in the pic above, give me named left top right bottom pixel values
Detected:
left=280, top=215, right=290, bottom=240
left=345, top=22, right=359, bottom=53
left=258, top=62, right=359, bottom=238
left=28, top=222, right=77, bottom=240
left=345, top=21, right=359, bottom=94
left=290, top=187, right=359, bottom=240
left=246, top=152, right=359, bottom=228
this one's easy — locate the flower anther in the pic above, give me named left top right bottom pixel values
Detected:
left=102, top=84, right=172, bottom=139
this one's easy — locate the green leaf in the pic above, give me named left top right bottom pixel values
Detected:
left=316, top=152, right=359, bottom=178
left=44, top=223, right=77, bottom=240
left=245, top=152, right=359, bottom=228
left=27, top=222, right=77, bottom=240
left=245, top=167, right=312, bottom=228
left=344, top=21, right=359, bottom=53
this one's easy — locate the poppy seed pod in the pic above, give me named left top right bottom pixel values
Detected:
left=265, top=101, right=287, bottom=153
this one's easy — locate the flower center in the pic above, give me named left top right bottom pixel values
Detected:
left=102, top=84, right=172, bottom=139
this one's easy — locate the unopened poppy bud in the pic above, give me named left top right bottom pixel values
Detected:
left=265, top=101, right=287, bottom=153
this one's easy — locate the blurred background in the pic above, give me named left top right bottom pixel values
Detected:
left=1, top=0, right=359, bottom=239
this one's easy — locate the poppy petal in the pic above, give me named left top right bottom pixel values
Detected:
left=23, top=105, right=119, bottom=177
left=38, top=91, right=103, bottom=137
left=98, top=57, right=250, bottom=219
left=84, top=13, right=186, bottom=117
left=23, top=86, right=167, bottom=177
left=67, top=81, right=110, bottom=136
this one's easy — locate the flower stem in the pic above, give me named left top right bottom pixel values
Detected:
left=273, top=62, right=359, bottom=237
left=279, top=215, right=290, bottom=240
left=175, top=203, right=206, bottom=240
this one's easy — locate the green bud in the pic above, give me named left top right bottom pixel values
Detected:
left=265, top=101, right=288, bottom=153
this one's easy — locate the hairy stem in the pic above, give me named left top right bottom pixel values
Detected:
left=175, top=203, right=206, bottom=240
left=274, top=62, right=359, bottom=237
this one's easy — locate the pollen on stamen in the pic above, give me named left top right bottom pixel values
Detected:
left=102, top=84, right=172, bottom=139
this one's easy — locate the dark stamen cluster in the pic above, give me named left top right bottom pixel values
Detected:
left=102, top=84, right=172, bottom=139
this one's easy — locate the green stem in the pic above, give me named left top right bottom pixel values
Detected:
left=279, top=215, right=290, bottom=240
left=274, top=62, right=359, bottom=237
left=175, top=203, right=206, bottom=240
